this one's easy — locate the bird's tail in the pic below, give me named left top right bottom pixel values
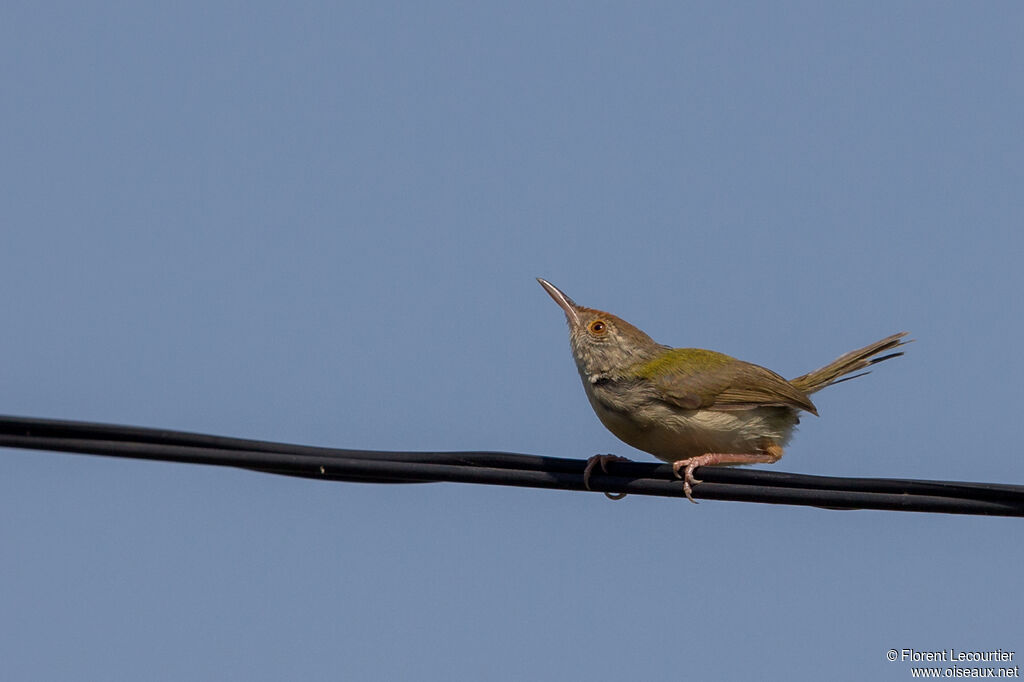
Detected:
left=790, top=332, right=910, bottom=395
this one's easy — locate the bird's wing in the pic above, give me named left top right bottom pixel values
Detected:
left=641, top=348, right=818, bottom=415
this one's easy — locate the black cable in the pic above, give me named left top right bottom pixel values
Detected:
left=2, top=414, right=1022, bottom=517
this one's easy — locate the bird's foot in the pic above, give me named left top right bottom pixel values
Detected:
left=672, top=457, right=704, bottom=504
left=583, top=454, right=631, bottom=500
left=672, top=447, right=785, bottom=503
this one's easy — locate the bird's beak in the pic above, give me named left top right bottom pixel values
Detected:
left=536, top=278, right=581, bottom=326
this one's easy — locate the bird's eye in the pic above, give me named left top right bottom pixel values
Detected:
left=588, top=320, right=607, bottom=335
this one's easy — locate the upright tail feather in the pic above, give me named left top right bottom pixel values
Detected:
left=790, top=332, right=910, bottom=395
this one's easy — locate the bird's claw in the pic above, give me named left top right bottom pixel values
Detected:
left=672, top=459, right=702, bottom=504
left=583, top=454, right=630, bottom=500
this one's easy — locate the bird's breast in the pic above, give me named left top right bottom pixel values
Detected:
left=582, top=378, right=798, bottom=461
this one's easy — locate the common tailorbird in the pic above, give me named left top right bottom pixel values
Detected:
left=537, top=278, right=908, bottom=502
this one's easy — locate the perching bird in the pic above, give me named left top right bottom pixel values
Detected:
left=538, top=278, right=908, bottom=502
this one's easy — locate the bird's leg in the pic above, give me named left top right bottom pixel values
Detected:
left=672, top=442, right=784, bottom=503
left=583, top=454, right=632, bottom=500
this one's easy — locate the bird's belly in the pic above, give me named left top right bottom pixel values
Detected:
left=592, top=401, right=797, bottom=462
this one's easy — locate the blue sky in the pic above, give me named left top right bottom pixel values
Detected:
left=1, top=2, right=1021, bottom=680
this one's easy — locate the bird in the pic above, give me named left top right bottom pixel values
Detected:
left=537, top=278, right=908, bottom=502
